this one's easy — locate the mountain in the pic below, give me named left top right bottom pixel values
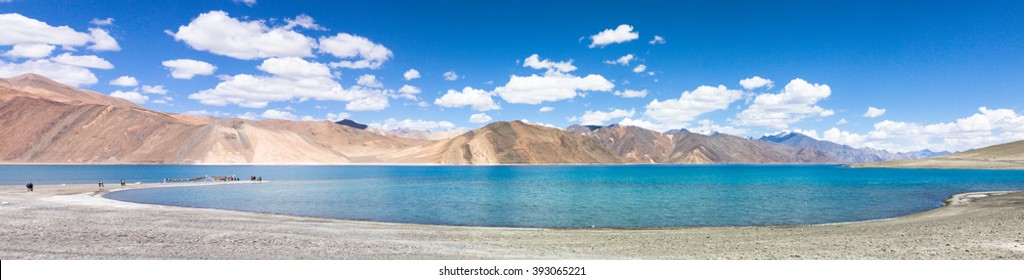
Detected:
left=568, top=125, right=839, bottom=164
left=854, top=140, right=1024, bottom=169
left=760, top=132, right=950, bottom=163
left=667, top=131, right=839, bottom=164
left=567, top=124, right=674, bottom=163
left=389, top=121, right=622, bottom=164
left=0, top=74, right=418, bottom=164
left=334, top=119, right=368, bottom=130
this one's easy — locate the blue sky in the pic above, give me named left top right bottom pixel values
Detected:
left=1, top=0, right=1022, bottom=152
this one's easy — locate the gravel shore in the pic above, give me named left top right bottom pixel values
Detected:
left=0, top=182, right=1022, bottom=259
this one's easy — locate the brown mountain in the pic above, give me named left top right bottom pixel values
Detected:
left=569, top=124, right=839, bottom=164
left=390, top=121, right=623, bottom=164
left=566, top=124, right=673, bottom=163
left=0, top=74, right=420, bottom=164
left=854, top=140, right=1024, bottom=169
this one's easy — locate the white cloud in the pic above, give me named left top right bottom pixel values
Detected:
left=283, top=14, right=324, bottom=31
left=108, top=75, right=138, bottom=87
left=494, top=54, right=614, bottom=105
left=523, top=53, right=576, bottom=74
left=733, top=78, right=834, bottom=129
left=520, top=119, right=557, bottom=128
left=469, top=113, right=492, bottom=123
left=87, top=28, right=120, bottom=51
left=259, top=109, right=314, bottom=121
left=619, top=117, right=670, bottom=132
left=162, top=59, right=216, bottom=79
left=234, top=0, right=257, bottom=6
left=649, top=35, right=665, bottom=45
left=110, top=90, right=147, bottom=104
left=403, top=68, right=420, bottom=80
left=319, top=33, right=392, bottom=69
left=188, top=57, right=388, bottom=110
left=572, top=108, right=635, bottom=126
left=326, top=112, right=351, bottom=122
left=90, top=18, right=114, bottom=26
left=356, top=74, right=383, bottom=88
left=443, top=70, right=458, bottom=81
left=394, top=84, right=421, bottom=100
left=369, top=118, right=456, bottom=131
left=171, top=11, right=315, bottom=60
left=141, top=85, right=167, bottom=94
left=0, top=59, right=97, bottom=87
left=539, top=106, right=554, bottom=113
left=589, top=24, right=639, bottom=48
left=822, top=107, right=1024, bottom=152
left=739, top=76, right=773, bottom=90
left=236, top=112, right=260, bottom=120
left=632, top=64, right=646, bottom=73
left=645, top=85, right=744, bottom=127
left=434, top=86, right=500, bottom=111
left=51, top=53, right=114, bottom=69
left=691, top=119, right=748, bottom=136
left=604, top=54, right=634, bottom=66
left=3, top=43, right=55, bottom=58
left=345, top=92, right=389, bottom=111
left=836, top=118, right=848, bottom=125
left=864, top=106, right=886, bottom=118
left=613, top=89, right=647, bottom=98
left=0, top=13, right=91, bottom=47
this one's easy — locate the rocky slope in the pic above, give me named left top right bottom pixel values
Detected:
left=854, top=140, right=1024, bottom=169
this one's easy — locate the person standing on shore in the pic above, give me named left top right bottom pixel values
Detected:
left=98, top=180, right=104, bottom=190
left=26, top=182, right=33, bottom=192
left=121, top=179, right=126, bottom=186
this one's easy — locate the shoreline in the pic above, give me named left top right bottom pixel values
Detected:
left=1, top=182, right=1022, bottom=259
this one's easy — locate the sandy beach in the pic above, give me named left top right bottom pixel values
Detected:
left=0, top=182, right=1022, bottom=259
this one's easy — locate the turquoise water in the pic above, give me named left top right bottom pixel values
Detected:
left=4, top=165, right=1023, bottom=228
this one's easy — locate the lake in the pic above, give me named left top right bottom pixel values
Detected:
left=3, top=165, right=1022, bottom=228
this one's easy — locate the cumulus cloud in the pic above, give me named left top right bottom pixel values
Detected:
left=434, top=87, right=500, bottom=111
left=443, top=70, right=458, bottom=81
left=589, top=24, right=639, bottom=48
left=110, top=90, right=147, bottom=104
left=644, top=85, right=744, bottom=127
left=0, top=59, right=98, bottom=86
left=733, top=78, right=834, bottom=129
left=494, top=54, right=614, bottom=105
left=394, top=84, right=421, bottom=100
left=604, top=54, right=635, bottom=66
left=649, top=35, right=665, bottom=45
left=520, top=119, right=557, bottom=128
left=319, top=33, right=392, bottom=69
left=613, top=89, right=647, bottom=98
left=356, top=74, right=383, bottom=88
left=836, top=118, right=848, bottom=125
left=739, top=76, right=773, bottom=90
left=863, top=107, right=886, bottom=118
left=539, top=106, right=554, bottom=113
left=369, top=118, right=456, bottom=131
left=3, top=43, right=55, bottom=58
left=632, top=64, right=646, bottom=73
left=469, top=113, right=492, bottom=123
left=188, top=57, right=388, bottom=110
left=51, top=53, right=114, bottom=69
left=283, top=14, right=324, bottom=31
left=139, top=85, right=166, bottom=94
left=326, top=112, right=351, bottom=122
left=403, top=68, right=420, bottom=80
left=171, top=11, right=315, bottom=60
left=0, top=13, right=92, bottom=47
left=260, top=109, right=298, bottom=120
left=619, top=117, right=669, bottom=132
left=822, top=107, right=1024, bottom=152
left=572, top=108, right=635, bottom=126
left=87, top=28, right=120, bottom=51
left=234, top=0, right=257, bottom=6
left=162, top=59, right=216, bottom=79
left=523, top=53, right=576, bottom=74
left=108, top=75, right=138, bottom=87
left=691, top=119, right=748, bottom=136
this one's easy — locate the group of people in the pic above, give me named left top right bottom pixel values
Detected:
left=249, top=176, right=263, bottom=182
left=163, top=176, right=208, bottom=183
left=26, top=174, right=267, bottom=192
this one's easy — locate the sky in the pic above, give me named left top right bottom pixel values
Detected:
left=1, top=0, right=1022, bottom=152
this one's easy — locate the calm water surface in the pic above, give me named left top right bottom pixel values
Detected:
left=3, top=165, right=1022, bottom=228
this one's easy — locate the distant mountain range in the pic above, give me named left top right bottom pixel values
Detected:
left=854, top=140, right=1023, bottom=169
left=1, top=73, right=978, bottom=165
